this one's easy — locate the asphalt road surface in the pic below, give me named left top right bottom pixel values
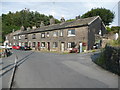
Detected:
left=1, top=50, right=118, bottom=88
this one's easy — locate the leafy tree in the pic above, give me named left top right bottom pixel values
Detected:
left=111, top=26, right=120, bottom=33
left=1, top=9, right=61, bottom=41
left=106, top=26, right=120, bottom=33
left=106, top=26, right=111, bottom=32
left=81, top=8, right=115, bottom=26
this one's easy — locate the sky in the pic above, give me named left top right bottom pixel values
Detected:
left=1, top=0, right=120, bottom=26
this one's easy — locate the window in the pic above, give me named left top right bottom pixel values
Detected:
left=19, top=42, right=21, bottom=46
left=32, top=34, right=36, bottom=39
left=32, top=42, right=36, bottom=47
left=53, top=31, right=58, bottom=37
left=41, top=33, right=45, bottom=38
left=99, top=30, right=102, bottom=35
left=47, top=32, right=49, bottom=37
left=18, top=35, right=21, bottom=40
left=13, top=36, right=16, bottom=39
left=68, top=29, right=75, bottom=36
left=25, top=35, right=28, bottom=39
left=13, top=43, right=16, bottom=45
left=68, top=42, right=76, bottom=48
left=59, top=30, right=63, bottom=36
left=6, top=36, right=8, bottom=40
left=41, top=42, right=45, bottom=48
left=53, top=42, right=58, bottom=48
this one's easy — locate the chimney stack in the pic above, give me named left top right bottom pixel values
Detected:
left=32, top=26, right=37, bottom=30
left=60, top=17, right=65, bottom=22
left=40, top=21, right=45, bottom=27
left=75, top=15, right=81, bottom=20
left=21, top=26, right=24, bottom=31
left=27, top=27, right=30, bottom=31
left=50, top=18, right=55, bottom=25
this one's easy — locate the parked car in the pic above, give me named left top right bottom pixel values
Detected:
left=12, top=45, right=21, bottom=50
left=20, top=46, right=31, bottom=50
left=69, top=48, right=78, bottom=53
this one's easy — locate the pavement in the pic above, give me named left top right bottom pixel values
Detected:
left=1, top=50, right=119, bottom=88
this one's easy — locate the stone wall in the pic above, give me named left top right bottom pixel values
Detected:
left=97, top=45, right=120, bottom=75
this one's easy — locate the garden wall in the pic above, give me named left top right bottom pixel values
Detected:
left=96, top=45, right=120, bottom=75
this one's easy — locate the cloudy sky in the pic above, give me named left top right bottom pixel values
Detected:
left=1, top=0, right=119, bottom=26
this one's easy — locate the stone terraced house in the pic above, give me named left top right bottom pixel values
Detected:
left=5, top=16, right=106, bottom=52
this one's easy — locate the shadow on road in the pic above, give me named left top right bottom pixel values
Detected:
left=1, top=52, right=34, bottom=77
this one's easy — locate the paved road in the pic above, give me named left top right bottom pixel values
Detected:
left=2, top=50, right=118, bottom=88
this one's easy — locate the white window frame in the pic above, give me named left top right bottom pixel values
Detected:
left=41, top=33, right=45, bottom=38
left=6, top=36, right=8, bottom=40
left=53, top=42, right=58, bottom=48
left=41, top=42, right=45, bottom=48
left=13, top=36, right=16, bottom=39
left=59, top=30, right=63, bottom=37
left=53, top=31, right=58, bottom=37
left=47, top=32, right=50, bottom=37
left=18, top=35, right=21, bottom=39
left=68, top=29, right=75, bottom=37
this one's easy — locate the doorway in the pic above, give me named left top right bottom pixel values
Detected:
left=38, top=42, right=40, bottom=51
left=61, top=42, right=65, bottom=52
left=47, top=42, right=50, bottom=51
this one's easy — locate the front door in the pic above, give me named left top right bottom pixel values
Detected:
left=38, top=42, right=40, bottom=47
left=61, top=42, right=65, bottom=52
left=38, top=42, right=40, bottom=51
left=47, top=42, right=50, bottom=51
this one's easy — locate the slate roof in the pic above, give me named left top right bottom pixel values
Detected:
left=18, top=16, right=99, bottom=35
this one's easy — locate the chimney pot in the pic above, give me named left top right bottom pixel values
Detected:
left=50, top=18, right=55, bottom=25
left=60, top=17, right=65, bottom=22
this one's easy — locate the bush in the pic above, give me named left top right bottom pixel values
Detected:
left=95, top=46, right=120, bottom=75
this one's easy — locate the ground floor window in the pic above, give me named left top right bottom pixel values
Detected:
left=41, top=42, right=45, bottom=48
left=32, top=42, right=36, bottom=47
left=67, top=42, right=76, bottom=48
left=19, top=42, right=21, bottom=46
left=53, top=42, right=58, bottom=48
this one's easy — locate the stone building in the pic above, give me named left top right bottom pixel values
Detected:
left=5, top=16, right=106, bottom=52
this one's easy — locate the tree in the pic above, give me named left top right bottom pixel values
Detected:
left=81, top=8, right=115, bottom=26
left=1, top=9, right=61, bottom=41
left=66, top=19, right=75, bottom=22
left=106, top=26, right=120, bottom=34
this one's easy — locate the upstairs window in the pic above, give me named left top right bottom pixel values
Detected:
left=6, top=36, right=8, bottom=40
left=13, top=36, right=16, bottom=39
left=41, top=33, right=45, bottom=38
left=53, top=31, right=58, bottom=37
left=46, top=32, right=50, bottom=37
left=59, top=30, right=63, bottom=37
left=32, top=34, right=36, bottom=39
left=68, top=29, right=75, bottom=37
left=25, top=35, right=28, bottom=39
left=18, top=35, right=21, bottom=40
